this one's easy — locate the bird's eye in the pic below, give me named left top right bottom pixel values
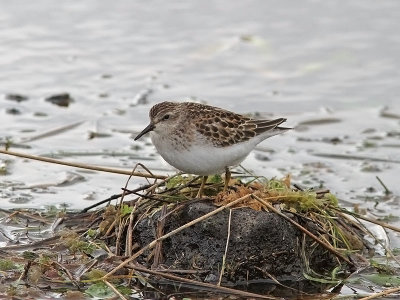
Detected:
left=162, top=114, right=170, bottom=120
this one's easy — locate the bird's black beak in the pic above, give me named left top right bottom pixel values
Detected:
left=134, top=123, right=155, bottom=140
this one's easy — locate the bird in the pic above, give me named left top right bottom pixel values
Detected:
left=134, top=101, right=290, bottom=197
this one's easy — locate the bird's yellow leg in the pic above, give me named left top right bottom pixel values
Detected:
left=196, top=175, right=208, bottom=198
left=224, top=167, right=231, bottom=193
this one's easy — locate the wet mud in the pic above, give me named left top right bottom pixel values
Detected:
left=135, top=202, right=339, bottom=284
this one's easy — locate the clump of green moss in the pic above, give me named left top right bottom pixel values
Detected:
left=0, top=259, right=18, bottom=271
left=83, top=269, right=107, bottom=280
left=264, top=179, right=338, bottom=212
left=61, top=231, right=96, bottom=255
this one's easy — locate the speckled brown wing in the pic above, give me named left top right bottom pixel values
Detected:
left=189, top=103, right=287, bottom=147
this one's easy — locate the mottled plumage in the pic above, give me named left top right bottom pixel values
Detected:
left=134, top=101, right=290, bottom=178
left=146, top=102, right=288, bottom=147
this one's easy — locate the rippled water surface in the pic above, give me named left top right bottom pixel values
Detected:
left=1, top=1, right=399, bottom=208
left=1, top=0, right=400, bottom=297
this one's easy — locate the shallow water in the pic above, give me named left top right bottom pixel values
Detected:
left=0, top=1, right=400, bottom=297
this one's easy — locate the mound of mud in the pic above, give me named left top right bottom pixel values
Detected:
left=135, top=201, right=338, bottom=284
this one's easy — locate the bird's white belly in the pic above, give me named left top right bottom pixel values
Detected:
left=152, top=135, right=254, bottom=175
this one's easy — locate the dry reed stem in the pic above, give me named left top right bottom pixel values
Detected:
left=350, top=213, right=400, bottom=267
left=0, top=149, right=167, bottom=179
left=20, top=261, right=31, bottom=281
left=121, top=172, right=184, bottom=206
left=76, top=259, right=98, bottom=282
left=253, top=195, right=353, bottom=266
left=115, top=217, right=129, bottom=256
left=118, top=162, right=145, bottom=207
left=104, top=218, right=118, bottom=237
left=160, top=175, right=201, bottom=195
left=330, top=206, right=400, bottom=233
left=359, top=286, right=400, bottom=300
left=20, top=121, right=84, bottom=143
left=129, top=263, right=279, bottom=300
left=52, top=261, right=80, bottom=287
left=152, top=205, right=167, bottom=268
left=152, top=268, right=208, bottom=275
left=132, top=163, right=157, bottom=185
left=337, top=211, right=400, bottom=267
left=103, top=193, right=253, bottom=279
left=7, top=210, right=51, bottom=224
left=103, top=280, right=128, bottom=300
left=218, top=208, right=232, bottom=286
left=81, top=185, right=149, bottom=213
left=254, top=267, right=309, bottom=295
left=125, top=209, right=135, bottom=256
left=114, top=165, right=145, bottom=256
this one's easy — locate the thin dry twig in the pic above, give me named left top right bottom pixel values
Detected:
left=121, top=172, right=186, bottom=205
left=350, top=213, right=400, bottom=267
left=103, top=193, right=253, bottom=278
left=133, top=163, right=157, bottom=185
left=152, top=205, right=167, bottom=268
left=153, top=268, right=209, bottom=275
left=81, top=183, right=155, bottom=213
left=76, top=259, right=99, bottom=282
left=7, top=210, right=51, bottom=224
left=125, top=208, right=136, bottom=257
left=103, top=280, right=128, bottom=300
left=218, top=208, right=232, bottom=286
left=329, top=206, right=400, bottom=233
left=115, top=217, right=129, bottom=256
left=52, top=261, right=80, bottom=288
left=376, top=176, right=391, bottom=195
left=124, top=189, right=172, bottom=203
left=254, top=266, right=310, bottom=295
left=82, top=172, right=180, bottom=213
left=20, top=261, right=32, bottom=281
left=119, top=162, right=150, bottom=207
left=129, top=263, right=279, bottom=300
left=21, top=121, right=84, bottom=143
left=0, top=149, right=166, bottom=179
left=115, top=163, right=150, bottom=255
left=359, top=286, right=400, bottom=300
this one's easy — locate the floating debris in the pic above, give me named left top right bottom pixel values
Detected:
left=45, top=93, right=74, bottom=107
left=5, top=94, right=29, bottom=102
left=298, top=118, right=342, bottom=126
left=5, top=108, right=21, bottom=115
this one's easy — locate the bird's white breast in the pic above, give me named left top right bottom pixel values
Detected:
left=150, top=131, right=257, bottom=175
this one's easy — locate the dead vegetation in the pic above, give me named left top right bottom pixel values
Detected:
left=0, top=151, right=400, bottom=299
left=0, top=170, right=399, bottom=299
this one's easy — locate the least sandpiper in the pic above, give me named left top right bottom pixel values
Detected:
left=134, top=101, right=290, bottom=196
